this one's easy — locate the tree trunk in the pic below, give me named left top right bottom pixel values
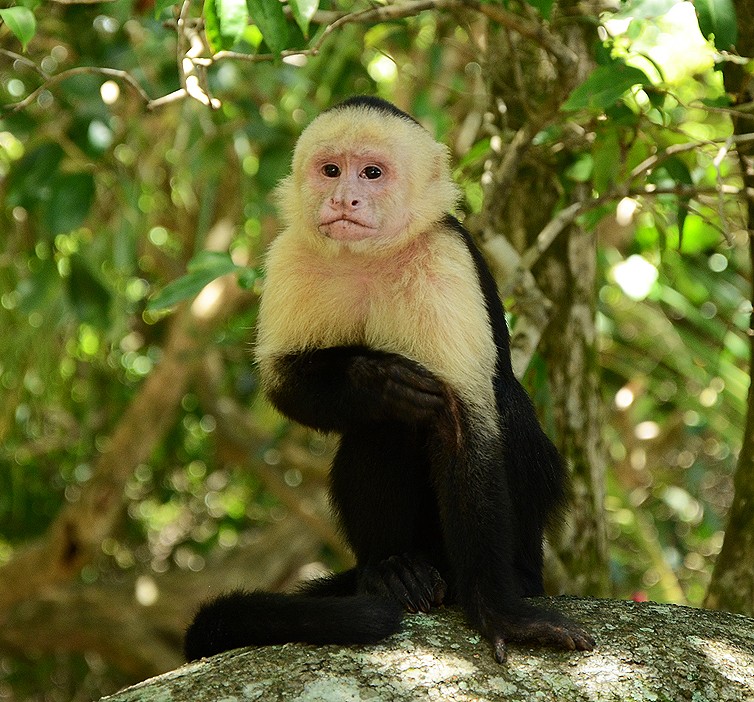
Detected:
left=705, top=0, right=754, bottom=616
left=481, top=2, right=609, bottom=595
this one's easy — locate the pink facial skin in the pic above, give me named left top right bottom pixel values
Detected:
left=310, top=151, right=404, bottom=243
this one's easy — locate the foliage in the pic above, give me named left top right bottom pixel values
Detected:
left=0, top=0, right=752, bottom=698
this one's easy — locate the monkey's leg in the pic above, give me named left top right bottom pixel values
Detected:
left=331, top=426, right=447, bottom=614
left=430, top=405, right=594, bottom=662
left=499, top=380, right=568, bottom=596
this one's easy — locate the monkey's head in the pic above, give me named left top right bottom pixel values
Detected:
left=276, top=97, right=459, bottom=252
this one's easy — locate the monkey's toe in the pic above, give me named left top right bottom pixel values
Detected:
left=474, top=605, right=595, bottom=663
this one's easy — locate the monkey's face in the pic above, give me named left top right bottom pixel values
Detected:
left=306, top=149, right=409, bottom=243
left=278, top=107, right=459, bottom=250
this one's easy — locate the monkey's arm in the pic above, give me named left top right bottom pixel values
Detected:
left=434, top=389, right=595, bottom=663
left=264, top=345, right=445, bottom=433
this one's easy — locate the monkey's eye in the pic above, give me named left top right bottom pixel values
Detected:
left=362, top=166, right=382, bottom=180
left=322, top=164, right=341, bottom=178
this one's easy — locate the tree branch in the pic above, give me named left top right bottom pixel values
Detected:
left=2, top=0, right=583, bottom=113
left=0, top=517, right=323, bottom=679
left=628, top=132, right=754, bottom=182
left=0, top=221, right=247, bottom=614
left=3, top=65, right=154, bottom=113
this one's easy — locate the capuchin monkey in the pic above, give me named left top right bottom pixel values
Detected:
left=184, top=96, right=594, bottom=664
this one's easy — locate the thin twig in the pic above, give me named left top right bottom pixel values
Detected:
left=686, top=203, right=735, bottom=244
left=4, top=66, right=153, bottom=112
left=198, top=0, right=578, bottom=73
left=0, top=48, right=47, bottom=76
left=464, top=0, right=578, bottom=69
left=520, top=202, right=582, bottom=270
left=176, top=0, right=193, bottom=92
left=1, top=0, right=585, bottom=113
left=629, top=133, right=754, bottom=182
left=518, top=181, right=750, bottom=273
left=712, top=137, right=735, bottom=244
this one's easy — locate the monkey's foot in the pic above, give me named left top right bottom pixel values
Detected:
left=475, top=605, right=595, bottom=663
left=359, top=554, right=447, bottom=614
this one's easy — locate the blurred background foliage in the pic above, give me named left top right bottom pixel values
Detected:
left=0, top=0, right=752, bottom=698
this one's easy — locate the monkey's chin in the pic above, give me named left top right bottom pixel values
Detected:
left=319, top=220, right=377, bottom=242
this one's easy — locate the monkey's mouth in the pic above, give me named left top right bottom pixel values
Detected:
left=319, top=217, right=377, bottom=241
left=320, top=216, right=374, bottom=228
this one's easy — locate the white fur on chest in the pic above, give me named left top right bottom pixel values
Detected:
left=255, top=228, right=498, bottom=414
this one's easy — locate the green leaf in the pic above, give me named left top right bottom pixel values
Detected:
left=673, top=213, right=720, bottom=253
left=562, top=63, right=652, bottom=112
left=219, top=0, right=249, bottom=44
left=6, top=143, right=64, bottom=210
left=613, top=0, right=678, bottom=20
left=454, top=137, right=492, bottom=169
left=524, top=0, right=553, bottom=19
left=17, top=258, right=58, bottom=314
left=66, top=254, right=111, bottom=329
left=204, top=0, right=249, bottom=52
left=694, top=0, right=737, bottom=51
left=645, top=88, right=666, bottom=112
left=247, top=0, right=289, bottom=54
left=289, top=0, right=318, bottom=37
left=42, top=172, right=96, bottom=237
left=592, top=128, right=621, bottom=194
left=565, top=154, right=593, bottom=183
left=237, top=267, right=260, bottom=289
left=147, top=251, right=242, bottom=311
left=605, top=103, right=640, bottom=127
left=578, top=203, right=617, bottom=232
left=0, top=6, right=36, bottom=50
left=661, top=156, right=694, bottom=245
left=662, top=156, right=694, bottom=186
left=187, top=250, right=241, bottom=275
left=154, top=0, right=176, bottom=18
left=204, top=0, right=223, bottom=52
left=154, top=0, right=176, bottom=19
left=701, top=95, right=732, bottom=108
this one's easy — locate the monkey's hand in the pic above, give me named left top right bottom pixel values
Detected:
left=268, top=347, right=447, bottom=432
left=471, top=601, right=595, bottom=664
left=347, top=352, right=447, bottom=423
left=359, top=554, right=447, bottom=614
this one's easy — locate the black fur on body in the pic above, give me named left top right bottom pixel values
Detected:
left=184, top=97, right=594, bottom=664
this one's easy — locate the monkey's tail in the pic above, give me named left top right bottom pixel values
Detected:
left=184, top=589, right=404, bottom=661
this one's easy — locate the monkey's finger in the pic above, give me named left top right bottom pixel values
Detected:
left=546, top=626, right=577, bottom=651
left=395, top=557, right=433, bottom=613
left=393, top=382, right=446, bottom=405
left=384, top=382, right=446, bottom=420
left=403, top=556, right=446, bottom=609
left=379, top=564, right=420, bottom=613
left=493, top=636, right=507, bottom=664
left=430, top=572, right=447, bottom=606
left=380, top=555, right=435, bottom=613
left=385, top=362, right=444, bottom=396
left=570, top=629, right=596, bottom=651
